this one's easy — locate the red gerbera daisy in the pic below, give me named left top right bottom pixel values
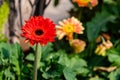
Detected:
left=21, top=16, right=56, bottom=46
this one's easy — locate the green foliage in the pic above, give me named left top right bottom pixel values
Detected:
left=0, top=43, right=23, bottom=80
left=86, top=9, right=116, bottom=42
left=63, top=67, right=76, bottom=80
left=1, top=42, right=120, bottom=80
left=0, top=34, right=7, bottom=42
left=108, top=67, right=120, bottom=80
left=108, top=49, right=120, bottom=66
left=89, top=76, right=104, bottom=80
left=104, top=0, right=116, bottom=4
left=0, top=1, right=9, bottom=32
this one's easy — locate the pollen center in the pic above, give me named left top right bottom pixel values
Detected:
left=35, top=29, right=44, bottom=36
left=63, top=24, right=74, bottom=33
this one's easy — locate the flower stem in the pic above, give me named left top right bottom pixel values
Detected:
left=33, top=44, right=42, bottom=80
left=78, top=8, right=83, bottom=20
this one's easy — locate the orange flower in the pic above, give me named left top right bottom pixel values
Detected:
left=103, top=40, right=113, bottom=49
left=96, top=33, right=110, bottom=43
left=102, top=33, right=111, bottom=40
left=56, top=17, right=84, bottom=40
left=73, top=0, right=98, bottom=9
left=95, top=40, right=113, bottom=56
left=70, top=39, right=86, bottom=53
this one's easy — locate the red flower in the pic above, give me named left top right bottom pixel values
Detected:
left=21, top=16, right=56, bottom=46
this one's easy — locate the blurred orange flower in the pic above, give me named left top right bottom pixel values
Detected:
left=103, top=40, right=113, bottom=49
left=70, top=39, right=86, bottom=53
left=96, top=33, right=110, bottom=43
left=73, top=0, right=98, bottom=9
left=56, top=17, right=84, bottom=40
left=95, top=40, right=113, bottom=56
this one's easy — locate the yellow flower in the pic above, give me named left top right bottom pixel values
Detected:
left=95, top=40, right=113, bottom=56
left=95, top=44, right=106, bottom=56
left=70, top=39, right=86, bottom=53
left=56, top=17, right=84, bottom=40
left=73, top=0, right=98, bottom=9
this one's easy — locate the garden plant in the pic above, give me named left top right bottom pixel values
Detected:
left=0, top=0, right=120, bottom=80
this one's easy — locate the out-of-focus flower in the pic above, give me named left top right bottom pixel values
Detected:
left=95, top=40, right=113, bottom=56
left=70, top=39, right=86, bottom=53
left=95, top=44, right=106, bottom=56
left=96, top=33, right=110, bottom=43
left=102, top=33, right=110, bottom=40
left=56, top=17, right=84, bottom=40
left=73, top=0, right=98, bottom=9
left=21, top=16, right=56, bottom=46
left=103, top=40, right=113, bottom=49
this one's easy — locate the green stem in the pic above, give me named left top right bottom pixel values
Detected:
left=74, top=34, right=78, bottom=39
left=33, top=44, right=42, bottom=80
left=78, top=8, right=83, bottom=20
left=89, top=42, right=94, bottom=57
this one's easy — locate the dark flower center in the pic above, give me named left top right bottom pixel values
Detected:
left=35, top=29, right=44, bottom=36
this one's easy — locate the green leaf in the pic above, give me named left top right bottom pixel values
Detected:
left=69, top=56, right=89, bottom=76
left=108, top=67, right=120, bottom=80
left=0, top=43, right=10, bottom=65
left=58, top=52, right=89, bottom=76
left=69, top=56, right=87, bottom=68
left=4, top=68, right=15, bottom=80
left=108, top=54, right=120, bottom=66
left=1, top=48, right=9, bottom=59
left=89, top=76, right=104, bottom=80
left=86, top=10, right=116, bottom=42
left=0, top=71, right=3, bottom=80
left=0, top=43, right=23, bottom=79
left=42, top=43, right=53, bottom=61
left=10, top=43, right=23, bottom=78
left=42, top=62, right=64, bottom=79
left=75, top=67, right=89, bottom=76
left=108, top=49, right=120, bottom=66
left=25, top=53, right=34, bottom=61
left=58, top=53, right=87, bottom=67
left=104, top=0, right=116, bottom=4
left=116, top=44, right=120, bottom=52
left=58, top=51, right=69, bottom=66
left=63, top=67, right=76, bottom=80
